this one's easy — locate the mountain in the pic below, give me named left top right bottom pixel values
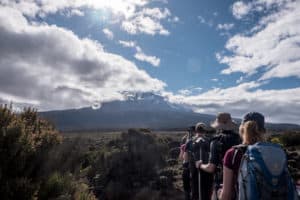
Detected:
left=39, top=92, right=215, bottom=131
left=39, top=92, right=300, bottom=131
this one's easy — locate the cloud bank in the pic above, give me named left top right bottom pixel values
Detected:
left=220, top=0, right=300, bottom=80
left=0, top=6, right=165, bottom=110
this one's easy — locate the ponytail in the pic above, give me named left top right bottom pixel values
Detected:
left=243, top=121, right=265, bottom=145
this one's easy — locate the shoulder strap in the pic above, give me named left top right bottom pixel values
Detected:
left=232, top=145, right=248, bottom=166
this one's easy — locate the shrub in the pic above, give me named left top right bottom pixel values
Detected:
left=0, top=105, right=62, bottom=199
left=89, top=129, right=168, bottom=200
left=279, top=131, right=300, bottom=147
left=268, top=131, right=300, bottom=147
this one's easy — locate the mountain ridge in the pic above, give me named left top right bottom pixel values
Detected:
left=39, top=92, right=300, bottom=131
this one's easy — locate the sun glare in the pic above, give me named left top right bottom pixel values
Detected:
left=87, top=0, right=143, bottom=19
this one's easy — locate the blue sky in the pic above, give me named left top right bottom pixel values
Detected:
left=0, top=0, right=299, bottom=123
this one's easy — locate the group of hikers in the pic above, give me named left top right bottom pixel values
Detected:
left=179, top=112, right=299, bottom=200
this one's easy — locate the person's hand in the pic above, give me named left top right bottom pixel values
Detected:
left=217, top=188, right=223, bottom=199
left=180, top=144, right=186, bottom=152
left=195, top=160, right=202, bottom=168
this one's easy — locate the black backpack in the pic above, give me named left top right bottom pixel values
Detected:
left=211, top=130, right=241, bottom=193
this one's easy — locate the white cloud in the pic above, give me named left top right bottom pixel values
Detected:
left=165, top=82, right=300, bottom=124
left=121, top=8, right=171, bottom=35
left=236, top=76, right=244, bottom=84
left=217, top=23, right=234, bottom=31
left=176, top=87, right=203, bottom=96
left=118, top=40, right=160, bottom=67
left=219, top=0, right=300, bottom=80
left=178, top=89, right=192, bottom=96
left=0, top=0, right=173, bottom=36
left=102, top=28, right=114, bottom=40
left=0, top=5, right=165, bottom=110
left=119, top=40, right=136, bottom=48
left=0, top=0, right=149, bottom=19
left=134, top=52, right=161, bottom=67
left=168, top=16, right=180, bottom=23
left=68, top=9, right=84, bottom=17
left=197, top=15, right=213, bottom=27
left=231, top=0, right=291, bottom=19
left=232, top=1, right=252, bottom=19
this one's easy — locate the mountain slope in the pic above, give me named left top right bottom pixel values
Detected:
left=39, top=93, right=300, bottom=131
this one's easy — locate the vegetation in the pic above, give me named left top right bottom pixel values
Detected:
left=0, top=105, right=95, bottom=200
left=269, top=131, right=300, bottom=147
left=1, top=105, right=299, bottom=199
left=269, top=131, right=300, bottom=181
left=0, top=106, right=183, bottom=199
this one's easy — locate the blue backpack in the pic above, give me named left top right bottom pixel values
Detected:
left=238, top=142, right=298, bottom=200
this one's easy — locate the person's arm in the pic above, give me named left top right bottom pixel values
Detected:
left=200, top=162, right=216, bottom=173
left=220, top=166, right=234, bottom=200
left=196, top=140, right=218, bottom=173
left=179, top=144, right=185, bottom=160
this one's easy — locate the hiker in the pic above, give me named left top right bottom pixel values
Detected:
left=192, top=122, right=214, bottom=200
left=179, top=123, right=213, bottom=200
left=219, top=112, right=299, bottom=200
left=179, top=126, right=195, bottom=200
left=196, top=112, right=241, bottom=200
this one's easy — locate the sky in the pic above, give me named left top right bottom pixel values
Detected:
left=0, top=0, right=299, bottom=124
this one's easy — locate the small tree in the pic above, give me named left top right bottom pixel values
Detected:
left=0, top=105, right=62, bottom=199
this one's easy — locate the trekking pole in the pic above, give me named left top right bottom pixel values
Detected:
left=198, top=145, right=202, bottom=200
left=187, top=126, right=194, bottom=200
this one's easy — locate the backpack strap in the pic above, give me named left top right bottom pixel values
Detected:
left=232, top=145, right=248, bottom=168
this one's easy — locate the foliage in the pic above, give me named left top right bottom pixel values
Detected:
left=269, top=131, right=300, bottom=147
left=0, top=105, right=191, bottom=199
left=87, top=129, right=172, bottom=200
left=0, top=105, right=61, bottom=199
left=0, top=105, right=96, bottom=200
left=38, top=172, right=96, bottom=200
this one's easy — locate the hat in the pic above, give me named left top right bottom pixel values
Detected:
left=242, top=112, right=265, bottom=131
left=211, top=112, right=237, bottom=130
left=195, top=122, right=209, bottom=133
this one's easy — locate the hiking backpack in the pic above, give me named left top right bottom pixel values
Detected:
left=238, top=142, right=299, bottom=200
left=212, top=131, right=241, bottom=179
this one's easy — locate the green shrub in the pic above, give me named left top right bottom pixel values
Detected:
left=279, top=131, right=300, bottom=147
left=89, top=129, right=168, bottom=200
left=38, top=172, right=74, bottom=199
left=270, top=136, right=283, bottom=146
left=0, top=105, right=61, bottom=199
left=268, top=131, right=300, bottom=147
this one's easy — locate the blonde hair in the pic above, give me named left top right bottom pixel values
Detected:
left=241, top=121, right=265, bottom=145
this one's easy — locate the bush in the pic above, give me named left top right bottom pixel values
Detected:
left=269, top=131, right=300, bottom=147
left=89, top=129, right=169, bottom=200
left=279, top=131, right=300, bottom=147
left=0, top=105, right=62, bottom=199
left=38, top=172, right=74, bottom=199
left=38, top=172, right=96, bottom=200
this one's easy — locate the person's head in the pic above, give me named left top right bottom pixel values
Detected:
left=195, top=122, right=209, bottom=135
left=240, top=112, right=266, bottom=145
left=211, top=112, right=237, bottom=131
